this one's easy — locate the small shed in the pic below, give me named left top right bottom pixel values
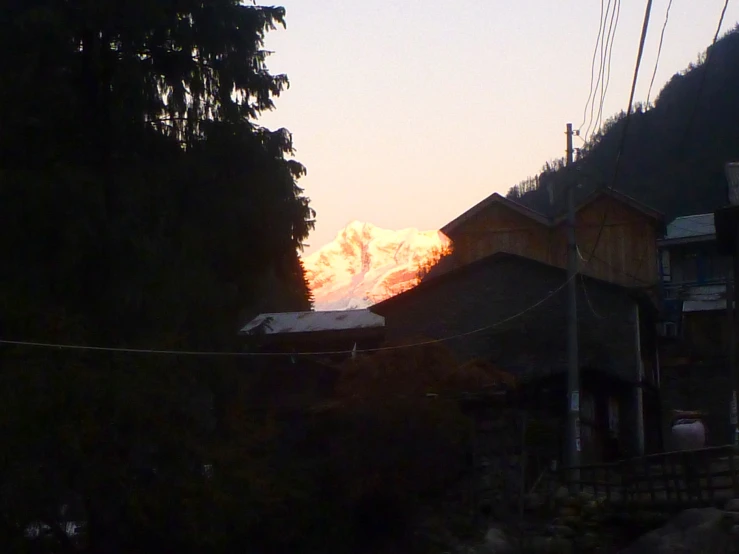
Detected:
left=240, top=309, right=386, bottom=359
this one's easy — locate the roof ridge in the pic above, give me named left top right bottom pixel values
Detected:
left=442, top=189, right=663, bottom=238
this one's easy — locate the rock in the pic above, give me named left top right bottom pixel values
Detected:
left=732, top=524, right=739, bottom=536
left=724, top=498, right=739, bottom=512
left=481, top=527, right=513, bottom=554
left=618, top=507, right=734, bottom=554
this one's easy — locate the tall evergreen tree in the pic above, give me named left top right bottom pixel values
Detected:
left=0, top=2, right=315, bottom=551
left=0, top=0, right=315, bottom=351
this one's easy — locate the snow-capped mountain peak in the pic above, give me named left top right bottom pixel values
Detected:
left=303, top=222, right=450, bottom=311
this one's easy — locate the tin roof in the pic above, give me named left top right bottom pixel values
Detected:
left=663, top=214, right=716, bottom=242
left=240, top=309, right=385, bottom=335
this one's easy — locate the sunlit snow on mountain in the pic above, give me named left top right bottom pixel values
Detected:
left=302, top=221, right=450, bottom=311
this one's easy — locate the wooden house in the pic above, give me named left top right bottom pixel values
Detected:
left=240, top=309, right=385, bottom=358
left=437, top=189, right=664, bottom=289
left=371, top=252, right=662, bottom=464
left=237, top=309, right=386, bottom=415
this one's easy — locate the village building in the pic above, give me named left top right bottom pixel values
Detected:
left=433, top=189, right=664, bottom=290
left=657, top=213, right=737, bottom=446
left=239, top=309, right=386, bottom=412
left=240, top=309, right=385, bottom=357
left=371, top=251, right=662, bottom=464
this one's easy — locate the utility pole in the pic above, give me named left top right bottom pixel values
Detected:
left=732, top=236, right=739, bottom=445
left=565, top=123, right=581, bottom=483
left=728, top=270, right=737, bottom=443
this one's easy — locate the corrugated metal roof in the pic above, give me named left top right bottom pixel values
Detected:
left=683, top=299, right=728, bottom=312
left=664, top=213, right=716, bottom=241
left=240, top=309, right=385, bottom=335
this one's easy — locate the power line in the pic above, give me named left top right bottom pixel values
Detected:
left=586, top=0, right=614, bottom=140
left=637, top=0, right=733, bottom=213
left=645, top=0, right=673, bottom=107
left=579, top=0, right=607, bottom=134
left=580, top=274, right=606, bottom=319
left=0, top=275, right=578, bottom=358
left=583, top=0, right=654, bottom=267
left=593, top=0, right=622, bottom=137
left=584, top=0, right=616, bottom=141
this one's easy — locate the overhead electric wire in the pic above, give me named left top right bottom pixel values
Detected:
left=645, top=0, right=673, bottom=107
left=0, top=275, right=579, bottom=357
left=584, top=0, right=616, bottom=141
left=582, top=0, right=654, bottom=267
left=587, top=0, right=614, bottom=139
left=592, top=0, right=622, bottom=137
left=633, top=0, right=733, bottom=212
left=579, top=0, right=607, bottom=134
left=580, top=274, right=606, bottom=320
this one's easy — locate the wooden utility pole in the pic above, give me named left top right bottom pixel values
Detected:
left=565, top=123, right=581, bottom=482
left=728, top=272, right=737, bottom=443
left=732, top=239, right=739, bottom=445
left=716, top=162, right=739, bottom=445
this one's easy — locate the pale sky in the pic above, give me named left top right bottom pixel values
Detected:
left=257, top=1, right=739, bottom=254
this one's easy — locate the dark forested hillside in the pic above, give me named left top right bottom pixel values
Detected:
left=507, top=25, right=739, bottom=220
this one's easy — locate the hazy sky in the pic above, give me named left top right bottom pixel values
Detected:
left=258, top=1, right=739, bottom=253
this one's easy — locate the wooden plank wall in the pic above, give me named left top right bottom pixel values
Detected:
left=452, top=203, right=551, bottom=266
left=569, top=195, right=658, bottom=288
left=450, top=196, right=659, bottom=288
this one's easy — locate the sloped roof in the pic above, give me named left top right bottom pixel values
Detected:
left=441, top=193, right=551, bottom=237
left=441, top=190, right=662, bottom=238
left=661, top=213, right=715, bottom=242
left=372, top=251, right=640, bottom=312
left=552, top=189, right=664, bottom=225
left=240, top=309, right=385, bottom=335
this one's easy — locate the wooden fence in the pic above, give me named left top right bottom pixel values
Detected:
left=556, top=445, right=739, bottom=507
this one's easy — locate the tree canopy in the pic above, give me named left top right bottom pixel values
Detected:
left=0, top=1, right=317, bottom=551
left=0, top=0, right=315, bottom=351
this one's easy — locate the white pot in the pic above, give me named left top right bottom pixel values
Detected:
left=671, top=419, right=706, bottom=451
